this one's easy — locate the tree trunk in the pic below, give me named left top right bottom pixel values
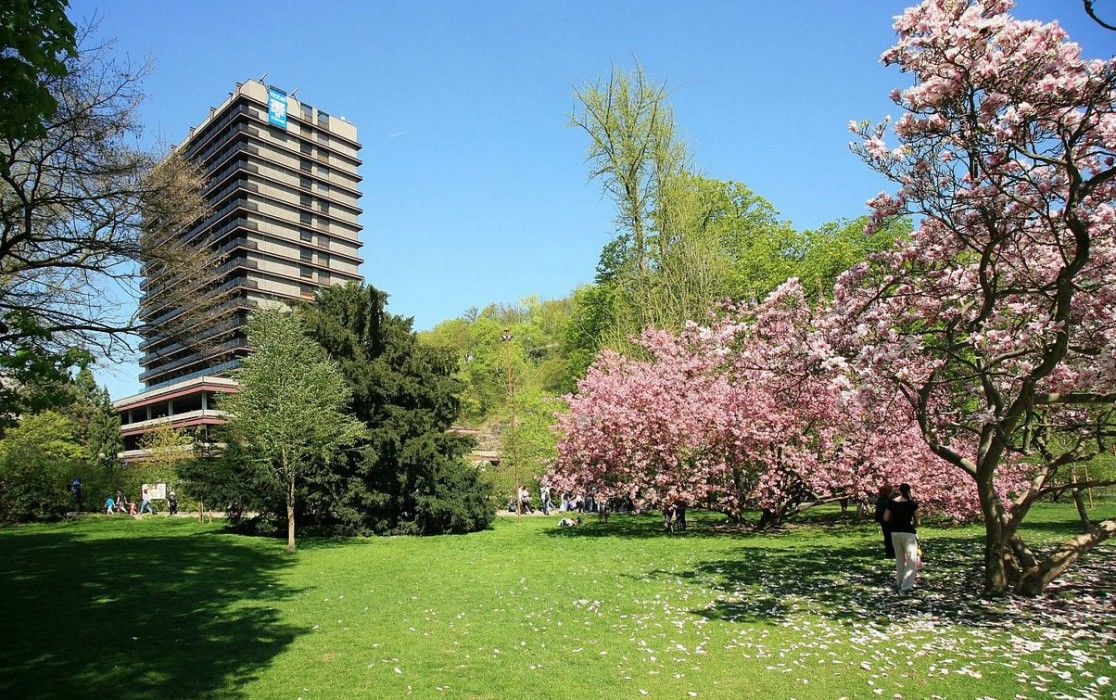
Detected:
left=976, top=475, right=1010, bottom=595
left=286, top=476, right=296, bottom=553
left=1072, top=489, right=1090, bottom=533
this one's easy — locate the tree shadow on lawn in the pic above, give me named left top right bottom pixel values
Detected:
left=542, top=511, right=788, bottom=539
left=0, top=524, right=310, bottom=699
left=543, top=509, right=878, bottom=539
left=656, top=536, right=1115, bottom=633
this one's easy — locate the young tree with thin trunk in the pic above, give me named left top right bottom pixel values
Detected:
left=843, top=0, right=1115, bottom=595
left=220, top=309, right=366, bottom=552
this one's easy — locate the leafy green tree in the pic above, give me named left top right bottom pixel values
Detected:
left=495, top=388, right=562, bottom=504
left=795, top=216, right=910, bottom=301
left=0, top=334, right=86, bottom=435
left=220, top=309, right=367, bottom=552
left=0, top=0, right=76, bottom=142
left=300, top=283, right=493, bottom=535
left=63, top=366, right=122, bottom=467
left=0, top=410, right=83, bottom=521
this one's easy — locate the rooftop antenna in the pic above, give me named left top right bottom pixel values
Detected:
left=257, top=72, right=269, bottom=85
left=289, top=88, right=300, bottom=99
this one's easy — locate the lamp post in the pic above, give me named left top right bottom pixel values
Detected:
left=502, top=329, right=520, bottom=522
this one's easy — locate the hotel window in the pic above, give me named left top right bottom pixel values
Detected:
left=319, top=271, right=330, bottom=285
left=319, top=201, right=329, bottom=215
left=318, top=235, right=329, bottom=250
left=300, top=284, right=315, bottom=299
left=300, top=247, right=313, bottom=262
left=300, top=212, right=312, bottom=225
left=318, top=164, right=330, bottom=178
left=318, top=252, right=330, bottom=266
left=317, top=112, right=330, bottom=127
left=299, top=158, right=311, bottom=173
left=318, top=181, right=330, bottom=194
left=319, top=149, right=329, bottom=162
left=300, top=265, right=313, bottom=279
left=299, top=229, right=314, bottom=243
left=300, top=103, right=312, bottom=121
left=300, top=194, right=312, bottom=208
left=300, top=176, right=312, bottom=190
left=300, top=140, right=312, bottom=154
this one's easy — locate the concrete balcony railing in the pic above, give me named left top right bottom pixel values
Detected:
left=120, top=409, right=230, bottom=434
left=139, top=337, right=248, bottom=381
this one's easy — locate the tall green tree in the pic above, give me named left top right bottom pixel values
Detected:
left=221, top=309, right=366, bottom=552
left=571, top=63, right=685, bottom=276
left=300, top=283, right=493, bottom=535
left=496, top=388, right=563, bottom=503
left=63, top=366, right=122, bottom=467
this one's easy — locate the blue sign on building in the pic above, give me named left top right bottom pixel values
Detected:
left=267, top=87, right=288, bottom=129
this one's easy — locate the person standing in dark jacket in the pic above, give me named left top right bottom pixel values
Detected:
left=873, top=484, right=896, bottom=559
left=883, top=483, right=921, bottom=593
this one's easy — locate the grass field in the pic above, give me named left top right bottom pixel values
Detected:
left=1, top=504, right=1113, bottom=699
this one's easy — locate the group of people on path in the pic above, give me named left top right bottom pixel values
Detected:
left=103, top=487, right=178, bottom=518
left=874, top=482, right=921, bottom=594
left=509, top=485, right=609, bottom=516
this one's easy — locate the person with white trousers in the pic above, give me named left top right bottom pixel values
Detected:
left=883, top=483, right=920, bottom=593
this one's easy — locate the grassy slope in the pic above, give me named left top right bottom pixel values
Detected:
left=0, top=504, right=1112, bottom=699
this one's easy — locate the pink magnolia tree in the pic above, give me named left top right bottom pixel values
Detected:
left=844, top=0, right=1116, bottom=595
left=550, top=281, right=992, bottom=528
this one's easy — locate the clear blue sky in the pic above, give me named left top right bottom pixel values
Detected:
left=69, top=0, right=1112, bottom=400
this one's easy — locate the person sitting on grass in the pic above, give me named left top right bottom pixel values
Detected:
left=558, top=517, right=582, bottom=528
left=128, top=501, right=138, bottom=517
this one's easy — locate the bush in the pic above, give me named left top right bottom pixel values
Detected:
left=0, top=411, right=86, bottom=522
left=177, top=441, right=275, bottom=521
left=0, top=453, right=70, bottom=522
left=413, top=454, right=495, bottom=535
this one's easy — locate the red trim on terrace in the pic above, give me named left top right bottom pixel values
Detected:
left=116, top=383, right=238, bottom=411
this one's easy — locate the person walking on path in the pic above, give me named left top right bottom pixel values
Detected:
left=518, top=486, right=534, bottom=514
left=883, top=483, right=920, bottom=593
left=168, top=491, right=178, bottom=516
left=104, top=496, right=115, bottom=515
left=115, top=491, right=128, bottom=514
left=874, top=484, right=896, bottom=559
left=139, top=486, right=154, bottom=515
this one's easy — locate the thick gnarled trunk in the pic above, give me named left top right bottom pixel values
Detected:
left=979, top=472, right=1116, bottom=596
left=1015, top=520, right=1116, bottom=596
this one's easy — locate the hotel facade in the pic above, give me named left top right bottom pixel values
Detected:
left=114, top=80, right=363, bottom=460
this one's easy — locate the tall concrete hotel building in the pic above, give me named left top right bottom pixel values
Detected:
left=114, top=80, right=363, bottom=460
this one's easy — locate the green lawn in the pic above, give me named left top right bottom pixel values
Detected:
left=1, top=504, right=1113, bottom=699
